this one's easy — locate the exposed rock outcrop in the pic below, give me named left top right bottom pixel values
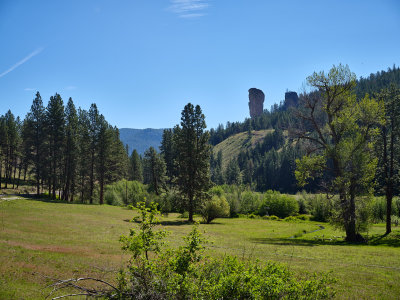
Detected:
left=248, top=88, right=264, bottom=118
left=284, top=91, right=299, bottom=109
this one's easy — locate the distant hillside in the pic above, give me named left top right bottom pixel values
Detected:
left=119, top=128, right=164, bottom=155
left=213, top=129, right=275, bottom=170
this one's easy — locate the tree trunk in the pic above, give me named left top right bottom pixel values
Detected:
left=99, top=176, right=104, bottom=205
left=345, top=186, right=365, bottom=243
left=23, top=163, right=27, bottom=182
left=188, top=194, right=194, bottom=222
left=90, top=150, right=94, bottom=204
left=12, top=159, right=17, bottom=189
left=4, top=151, right=8, bottom=189
left=17, top=160, right=22, bottom=188
left=0, top=160, right=2, bottom=190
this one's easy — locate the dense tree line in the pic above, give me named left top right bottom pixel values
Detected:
left=210, top=65, right=400, bottom=146
left=207, top=66, right=400, bottom=198
left=0, top=92, right=129, bottom=203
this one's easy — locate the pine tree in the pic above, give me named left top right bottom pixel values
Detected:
left=376, top=85, right=400, bottom=234
left=129, top=149, right=143, bottom=182
left=160, top=129, right=175, bottom=184
left=173, top=103, right=211, bottom=222
left=97, top=115, right=112, bottom=205
left=88, top=104, right=99, bottom=204
left=26, top=92, right=46, bottom=196
left=46, top=94, right=65, bottom=199
left=64, top=98, right=78, bottom=202
left=77, top=108, right=91, bottom=203
left=143, top=147, right=166, bottom=195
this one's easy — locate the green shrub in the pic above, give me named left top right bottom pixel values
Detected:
left=201, top=195, right=230, bottom=224
left=115, top=202, right=336, bottom=299
left=240, top=190, right=262, bottom=214
left=394, top=198, right=400, bottom=217
left=225, top=193, right=241, bottom=217
left=178, top=211, right=189, bottom=219
left=105, top=190, right=123, bottom=206
left=370, top=196, right=386, bottom=222
left=209, top=186, right=225, bottom=197
left=262, top=215, right=280, bottom=221
left=259, top=190, right=299, bottom=218
left=296, top=190, right=310, bottom=214
left=104, top=180, right=147, bottom=206
left=284, top=216, right=299, bottom=222
left=296, top=214, right=310, bottom=221
left=308, top=194, right=333, bottom=222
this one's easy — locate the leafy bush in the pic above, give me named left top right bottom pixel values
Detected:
left=370, top=196, right=400, bottom=223
left=225, top=193, right=241, bottom=217
left=104, top=180, right=147, bottom=206
left=370, top=196, right=386, bottom=222
left=52, top=202, right=336, bottom=299
left=284, top=216, right=299, bottom=222
left=201, top=195, right=230, bottom=224
left=116, top=202, right=336, bottom=299
left=394, top=197, right=400, bottom=217
left=259, top=190, right=299, bottom=218
left=297, top=190, right=310, bottom=214
left=240, top=190, right=262, bottom=214
left=262, top=215, right=280, bottom=221
left=308, top=194, right=334, bottom=222
left=296, top=214, right=310, bottom=221
left=105, top=190, right=123, bottom=206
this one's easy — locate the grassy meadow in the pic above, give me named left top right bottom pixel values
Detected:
left=0, top=197, right=399, bottom=299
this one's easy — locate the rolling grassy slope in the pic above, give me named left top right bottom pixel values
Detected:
left=212, top=129, right=274, bottom=169
left=1, top=197, right=400, bottom=299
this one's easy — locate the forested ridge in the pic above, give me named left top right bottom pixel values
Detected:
left=1, top=65, right=399, bottom=203
left=1, top=65, right=400, bottom=298
left=208, top=65, right=400, bottom=194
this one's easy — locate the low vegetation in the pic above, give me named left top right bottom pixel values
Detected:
left=1, top=198, right=400, bottom=299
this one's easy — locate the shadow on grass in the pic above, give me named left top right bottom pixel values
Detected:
left=251, top=233, right=400, bottom=247
left=367, top=233, right=400, bottom=247
left=250, top=237, right=348, bottom=247
left=18, top=195, right=98, bottom=205
left=123, top=219, right=192, bottom=226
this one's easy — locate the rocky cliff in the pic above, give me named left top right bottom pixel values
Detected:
left=284, top=91, right=299, bottom=109
left=248, top=88, right=264, bottom=118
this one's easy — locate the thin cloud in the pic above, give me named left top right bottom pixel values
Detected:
left=65, top=85, right=77, bottom=90
left=24, top=88, right=35, bottom=91
left=0, top=47, right=44, bottom=78
left=168, top=0, right=209, bottom=18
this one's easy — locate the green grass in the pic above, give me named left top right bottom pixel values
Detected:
left=1, top=198, right=400, bottom=299
left=213, top=129, right=274, bottom=169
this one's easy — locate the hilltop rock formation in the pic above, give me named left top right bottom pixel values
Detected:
left=248, top=88, right=264, bottom=118
left=284, top=91, right=299, bottom=109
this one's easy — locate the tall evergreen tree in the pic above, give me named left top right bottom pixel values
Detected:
left=129, top=149, right=143, bottom=182
left=160, top=128, right=175, bottom=184
left=63, top=98, right=78, bottom=202
left=26, top=92, right=46, bottom=196
left=88, top=104, right=99, bottom=204
left=77, top=108, right=91, bottom=203
left=225, top=159, right=241, bottom=185
left=376, top=85, right=400, bottom=234
left=97, top=115, right=112, bottom=204
left=46, top=93, right=65, bottom=199
left=143, top=146, right=166, bottom=195
left=173, top=103, right=211, bottom=222
left=0, top=115, right=6, bottom=189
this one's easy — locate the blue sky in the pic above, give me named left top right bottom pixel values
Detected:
left=0, top=0, right=399, bottom=129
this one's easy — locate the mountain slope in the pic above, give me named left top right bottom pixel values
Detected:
left=119, top=128, right=164, bottom=155
left=213, top=129, right=274, bottom=170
